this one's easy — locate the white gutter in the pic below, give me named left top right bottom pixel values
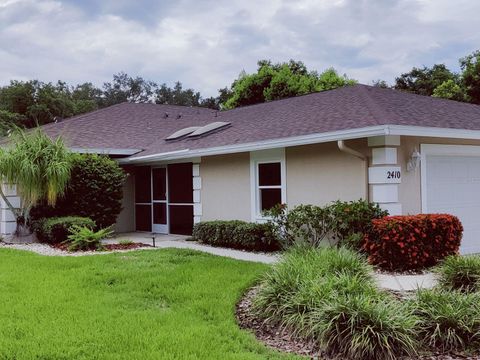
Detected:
left=385, top=125, right=480, bottom=139
left=122, top=125, right=387, bottom=164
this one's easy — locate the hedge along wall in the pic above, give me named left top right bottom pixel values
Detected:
left=192, top=220, right=280, bottom=252
left=363, top=214, right=463, bottom=271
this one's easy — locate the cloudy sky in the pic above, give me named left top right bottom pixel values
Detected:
left=0, top=0, right=479, bottom=97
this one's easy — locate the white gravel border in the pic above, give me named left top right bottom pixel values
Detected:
left=0, top=242, right=154, bottom=257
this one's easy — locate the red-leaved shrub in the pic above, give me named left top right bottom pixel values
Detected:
left=363, top=214, right=463, bottom=271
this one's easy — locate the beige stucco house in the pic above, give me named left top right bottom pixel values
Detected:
left=2, top=84, right=480, bottom=254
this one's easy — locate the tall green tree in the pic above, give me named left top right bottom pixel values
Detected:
left=155, top=81, right=201, bottom=107
left=222, top=60, right=356, bottom=109
left=0, top=80, right=77, bottom=127
left=432, top=79, right=465, bottom=101
left=0, top=129, right=72, bottom=236
left=394, top=64, right=457, bottom=96
left=71, top=82, right=103, bottom=114
left=101, top=72, right=157, bottom=106
left=460, top=50, right=480, bottom=104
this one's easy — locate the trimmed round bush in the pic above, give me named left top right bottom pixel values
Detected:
left=192, top=220, right=280, bottom=252
left=363, top=214, right=463, bottom=271
left=435, top=255, right=480, bottom=293
left=253, top=247, right=418, bottom=360
left=410, top=289, right=480, bottom=352
left=30, top=154, right=126, bottom=229
left=34, top=216, right=95, bottom=244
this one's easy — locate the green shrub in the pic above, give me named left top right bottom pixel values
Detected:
left=265, top=200, right=387, bottom=249
left=410, top=289, right=480, bottom=352
left=265, top=204, right=333, bottom=248
left=65, top=225, right=113, bottom=251
left=435, top=255, right=480, bottom=293
left=192, top=220, right=280, bottom=252
left=253, top=247, right=418, bottom=359
left=30, top=154, right=126, bottom=229
left=34, top=216, right=95, bottom=244
left=328, top=199, right=388, bottom=242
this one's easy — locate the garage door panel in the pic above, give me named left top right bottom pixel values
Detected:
left=425, top=154, right=480, bottom=254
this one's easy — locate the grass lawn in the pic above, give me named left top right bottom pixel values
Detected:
left=0, top=248, right=298, bottom=360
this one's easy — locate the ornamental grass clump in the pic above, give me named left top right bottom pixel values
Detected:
left=435, top=255, right=480, bottom=293
left=316, top=294, right=418, bottom=360
left=253, top=246, right=419, bottom=360
left=410, top=288, right=480, bottom=353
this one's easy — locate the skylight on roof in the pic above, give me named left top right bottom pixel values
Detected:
left=165, top=126, right=201, bottom=140
left=187, top=122, right=230, bottom=137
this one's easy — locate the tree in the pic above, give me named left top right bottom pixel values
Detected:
left=394, top=64, right=457, bottom=96
left=155, top=81, right=200, bottom=106
left=432, top=80, right=465, bottom=101
left=0, top=110, right=25, bottom=136
left=0, top=129, right=72, bottom=236
left=460, top=50, right=480, bottom=104
left=371, top=80, right=390, bottom=88
left=0, top=80, right=77, bottom=127
left=71, top=82, right=103, bottom=114
left=222, top=60, right=356, bottom=109
left=102, top=72, right=157, bottom=106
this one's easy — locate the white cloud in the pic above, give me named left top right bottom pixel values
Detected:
left=0, top=0, right=479, bottom=96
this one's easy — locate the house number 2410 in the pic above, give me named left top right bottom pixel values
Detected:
left=386, top=170, right=401, bottom=179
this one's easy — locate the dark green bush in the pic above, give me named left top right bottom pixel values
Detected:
left=192, top=220, right=280, bottom=252
left=265, top=200, right=387, bottom=249
left=253, top=247, right=418, bottom=359
left=35, top=216, right=95, bottom=244
left=435, top=255, right=480, bottom=293
left=410, top=289, right=480, bottom=352
left=328, top=199, right=388, bottom=241
left=30, top=154, right=126, bottom=229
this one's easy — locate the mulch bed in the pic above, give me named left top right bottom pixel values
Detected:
left=236, top=286, right=480, bottom=360
left=236, top=286, right=324, bottom=359
left=50, top=242, right=150, bottom=252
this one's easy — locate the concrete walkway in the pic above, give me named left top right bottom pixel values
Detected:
left=112, top=232, right=437, bottom=291
left=110, top=232, right=279, bottom=264
left=375, top=272, right=436, bottom=291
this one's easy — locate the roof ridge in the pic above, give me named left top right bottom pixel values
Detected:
left=221, top=84, right=363, bottom=113
left=356, top=85, right=392, bottom=126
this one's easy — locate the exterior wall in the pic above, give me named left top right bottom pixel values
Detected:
left=114, top=173, right=135, bottom=233
left=399, top=136, right=480, bottom=215
left=0, top=184, right=19, bottom=237
left=286, top=140, right=368, bottom=207
left=200, top=152, right=251, bottom=221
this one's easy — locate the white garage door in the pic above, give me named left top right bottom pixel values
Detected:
left=424, top=153, right=480, bottom=254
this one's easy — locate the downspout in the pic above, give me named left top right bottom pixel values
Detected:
left=337, top=140, right=369, bottom=201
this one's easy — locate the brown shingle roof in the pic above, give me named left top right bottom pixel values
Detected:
left=39, top=84, right=480, bottom=159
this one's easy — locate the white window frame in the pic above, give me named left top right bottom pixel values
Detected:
left=250, top=148, right=286, bottom=222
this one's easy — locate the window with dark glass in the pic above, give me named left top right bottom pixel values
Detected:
left=258, top=162, right=282, bottom=212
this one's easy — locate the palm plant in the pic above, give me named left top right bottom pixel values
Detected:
left=0, top=129, right=72, bottom=236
